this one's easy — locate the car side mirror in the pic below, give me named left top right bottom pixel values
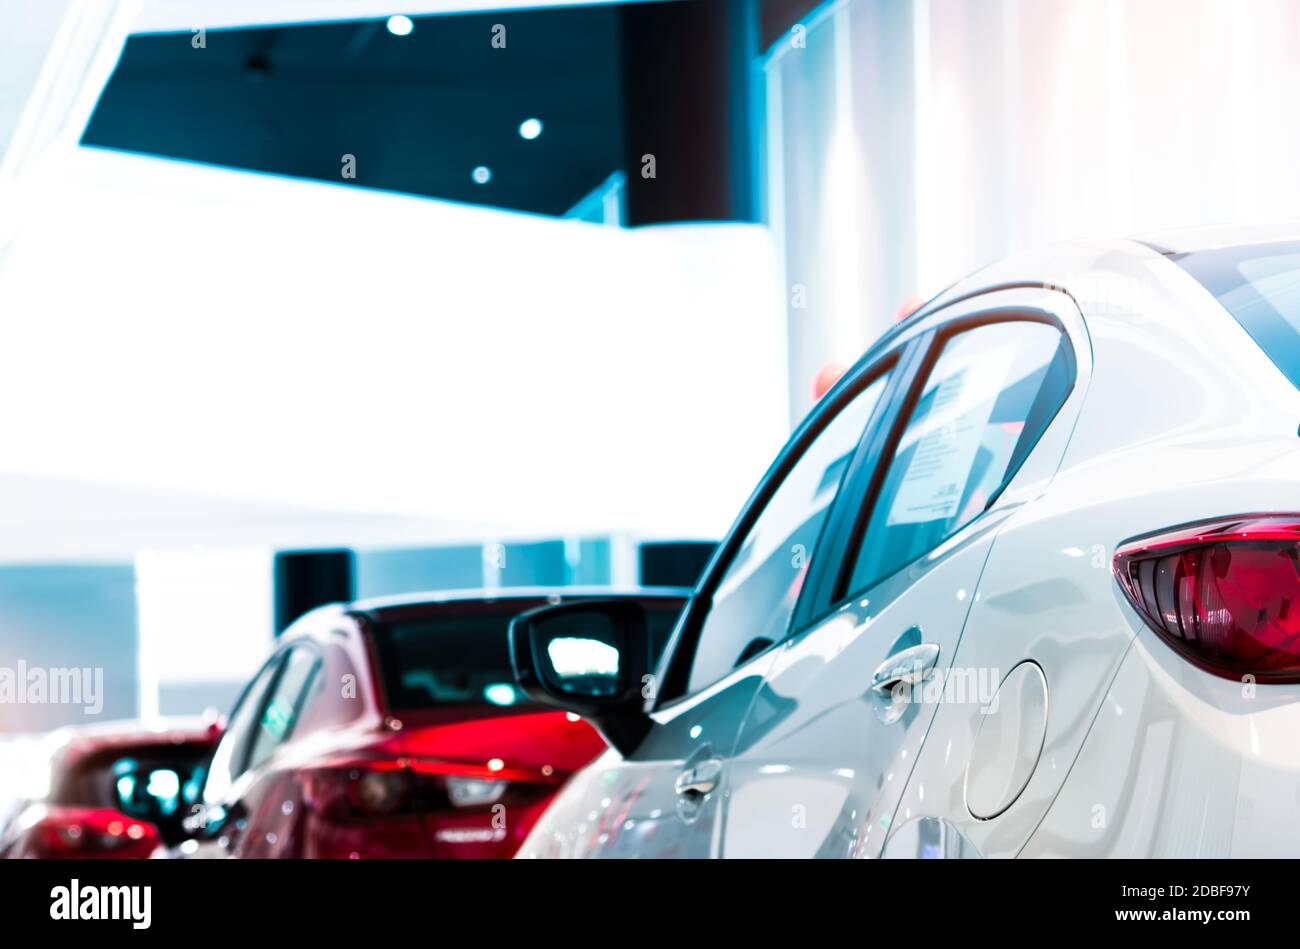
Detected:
left=509, top=598, right=653, bottom=755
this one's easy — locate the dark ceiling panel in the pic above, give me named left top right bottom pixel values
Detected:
left=759, top=0, right=824, bottom=51
left=619, top=0, right=756, bottom=225
left=82, top=6, right=626, bottom=216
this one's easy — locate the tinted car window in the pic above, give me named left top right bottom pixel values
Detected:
left=246, top=646, right=320, bottom=773
left=295, top=639, right=365, bottom=732
left=374, top=608, right=539, bottom=710
left=686, top=372, right=891, bottom=693
left=372, top=600, right=683, bottom=711
left=202, top=658, right=281, bottom=807
left=82, top=9, right=625, bottom=217
left=51, top=744, right=210, bottom=847
left=847, top=321, right=1071, bottom=592
left=1168, top=241, right=1300, bottom=390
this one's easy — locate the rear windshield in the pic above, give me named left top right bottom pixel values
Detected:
left=1169, top=241, right=1300, bottom=390
left=369, top=599, right=684, bottom=711
left=50, top=743, right=211, bottom=847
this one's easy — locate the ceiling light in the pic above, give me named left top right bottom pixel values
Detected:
left=518, top=118, right=543, bottom=140
left=472, top=165, right=492, bottom=185
left=386, top=15, right=414, bottom=36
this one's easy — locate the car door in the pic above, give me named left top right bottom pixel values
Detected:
left=723, top=288, right=1085, bottom=858
left=183, top=653, right=283, bottom=857
left=222, top=643, right=322, bottom=857
left=189, top=643, right=322, bottom=857
left=523, top=354, right=904, bottom=858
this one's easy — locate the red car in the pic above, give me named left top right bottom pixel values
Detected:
left=0, top=718, right=220, bottom=859
left=179, top=587, right=686, bottom=858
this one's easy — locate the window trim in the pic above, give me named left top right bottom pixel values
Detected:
left=200, top=652, right=284, bottom=811
left=234, top=641, right=322, bottom=779
left=282, top=646, right=325, bottom=742
left=817, top=308, right=1077, bottom=618
left=791, top=333, right=933, bottom=629
left=360, top=599, right=549, bottom=715
left=1167, top=240, right=1300, bottom=392
left=650, top=345, right=911, bottom=711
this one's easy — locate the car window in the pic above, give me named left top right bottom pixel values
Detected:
left=52, top=744, right=211, bottom=847
left=645, top=602, right=686, bottom=667
left=372, top=598, right=684, bottom=712
left=246, top=646, right=320, bottom=772
left=685, top=371, right=891, bottom=694
left=202, top=658, right=282, bottom=807
left=295, top=638, right=365, bottom=732
left=845, top=320, right=1072, bottom=593
left=1167, top=241, right=1300, bottom=391
left=371, top=607, right=538, bottom=710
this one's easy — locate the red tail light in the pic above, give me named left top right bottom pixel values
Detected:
left=303, top=759, right=413, bottom=820
left=298, top=756, right=551, bottom=858
left=1114, top=515, right=1300, bottom=681
left=29, top=806, right=159, bottom=859
left=306, top=757, right=538, bottom=820
left=345, top=765, right=409, bottom=816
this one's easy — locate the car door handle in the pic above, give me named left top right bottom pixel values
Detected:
left=870, top=643, right=941, bottom=695
left=675, top=758, right=723, bottom=798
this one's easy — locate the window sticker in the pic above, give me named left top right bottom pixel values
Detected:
left=886, top=342, right=1019, bottom=525
left=261, top=697, right=293, bottom=741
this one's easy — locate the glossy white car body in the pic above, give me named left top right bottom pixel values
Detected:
left=519, top=224, right=1300, bottom=858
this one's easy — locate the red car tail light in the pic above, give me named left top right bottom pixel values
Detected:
left=1113, top=515, right=1300, bottom=682
left=345, top=767, right=409, bottom=816
left=444, top=776, right=507, bottom=808
left=299, top=756, right=560, bottom=858
left=307, top=757, right=533, bottom=820
left=30, top=806, right=159, bottom=859
left=302, top=759, right=414, bottom=819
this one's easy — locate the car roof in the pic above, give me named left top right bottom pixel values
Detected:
left=49, top=715, right=215, bottom=744
left=894, top=221, right=1300, bottom=332
left=1131, top=220, right=1300, bottom=255
left=326, top=584, right=693, bottom=624
left=877, top=223, right=1300, bottom=351
left=50, top=716, right=218, bottom=772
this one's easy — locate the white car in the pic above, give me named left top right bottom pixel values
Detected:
left=509, top=223, right=1300, bottom=858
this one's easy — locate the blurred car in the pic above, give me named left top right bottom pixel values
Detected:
left=511, top=224, right=1300, bottom=858
left=179, top=587, right=686, bottom=859
left=0, top=717, right=219, bottom=859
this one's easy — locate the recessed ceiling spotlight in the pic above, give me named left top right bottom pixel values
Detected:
left=386, top=15, right=414, bottom=36
left=472, top=165, right=492, bottom=185
left=518, top=118, right=544, bottom=140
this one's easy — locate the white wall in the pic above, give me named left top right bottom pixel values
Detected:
left=768, top=0, right=1300, bottom=422
left=0, top=147, right=788, bottom=545
left=0, top=0, right=72, bottom=167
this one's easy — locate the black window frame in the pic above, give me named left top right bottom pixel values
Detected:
left=1166, top=239, right=1300, bottom=392
left=361, top=598, right=550, bottom=715
left=808, top=309, right=1078, bottom=623
left=241, top=642, right=323, bottom=775
left=198, top=652, right=284, bottom=814
left=651, top=343, right=916, bottom=709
